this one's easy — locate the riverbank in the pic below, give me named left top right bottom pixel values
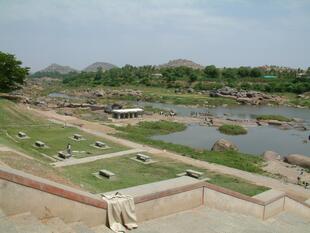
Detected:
left=113, top=121, right=264, bottom=173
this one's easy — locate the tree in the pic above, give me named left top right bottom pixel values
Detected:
left=204, top=65, right=220, bottom=79
left=222, top=68, right=237, bottom=79
left=237, top=66, right=251, bottom=78
left=250, top=68, right=263, bottom=78
left=0, top=51, right=29, bottom=92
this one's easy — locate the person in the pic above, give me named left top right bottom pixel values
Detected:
left=67, top=143, right=72, bottom=157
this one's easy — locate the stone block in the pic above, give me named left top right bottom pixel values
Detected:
left=58, top=151, right=71, bottom=159
left=186, top=169, right=204, bottom=179
left=136, top=153, right=151, bottom=162
left=35, top=141, right=45, bottom=148
left=99, top=169, right=115, bottom=179
left=95, top=141, right=106, bottom=148
left=18, top=131, right=27, bottom=138
left=73, top=134, right=83, bottom=140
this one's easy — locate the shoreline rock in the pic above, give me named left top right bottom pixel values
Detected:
left=211, top=139, right=239, bottom=152
left=284, top=154, right=310, bottom=169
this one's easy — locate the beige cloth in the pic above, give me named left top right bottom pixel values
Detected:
left=102, top=192, right=138, bottom=233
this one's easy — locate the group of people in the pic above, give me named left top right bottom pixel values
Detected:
left=297, top=170, right=309, bottom=189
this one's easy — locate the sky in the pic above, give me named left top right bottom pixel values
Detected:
left=0, top=0, right=309, bottom=72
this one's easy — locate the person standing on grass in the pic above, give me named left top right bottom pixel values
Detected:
left=67, top=143, right=72, bottom=157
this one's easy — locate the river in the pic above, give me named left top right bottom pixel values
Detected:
left=136, top=101, right=310, bottom=156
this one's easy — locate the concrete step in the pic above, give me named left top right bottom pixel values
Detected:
left=0, top=217, right=19, bottom=233
left=9, top=212, right=55, bottom=233
left=69, top=222, right=96, bottom=233
left=41, top=217, right=74, bottom=233
left=91, top=224, right=114, bottom=233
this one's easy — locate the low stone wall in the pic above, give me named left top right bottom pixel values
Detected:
left=135, top=188, right=203, bottom=222
left=0, top=166, right=107, bottom=226
left=285, top=196, right=310, bottom=219
left=263, top=197, right=285, bottom=219
left=203, top=183, right=264, bottom=219
left=1, top=165, right=309, bottom=226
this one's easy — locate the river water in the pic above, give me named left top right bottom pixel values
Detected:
left=136, top=101, right=310, bottom=156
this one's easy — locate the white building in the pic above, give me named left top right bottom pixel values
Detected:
left=112, top=108, right=144, bottom=119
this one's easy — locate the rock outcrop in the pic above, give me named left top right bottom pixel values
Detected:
left=211, top=86, right=282, bottom=105
left=37, top=63, right=77, bottom=74
left=158, top=59, right=204, bottom=69
left=211, top=139, right=239, bottom=152
left=262, top=151, right=281, bottom=161
left=83, top=62, right=117, bottom=72
left=284, top=154, right=310, bottom=168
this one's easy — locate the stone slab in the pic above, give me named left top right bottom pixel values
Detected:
left=103, top=176, right=201, bottom=197
left=253, top=189, right=285, bottom=202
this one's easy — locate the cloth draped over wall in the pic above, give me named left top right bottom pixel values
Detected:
left=102, top=192, right=138, bottom=233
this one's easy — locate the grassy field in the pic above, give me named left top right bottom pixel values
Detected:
left=114, top=121, right=264, bottom=173
left=58, top=154, right=269, bottom=195
left=218, top=124, right=247, bottom=135
left=0, top=98, right=269, bottom=197
left=0, top=98, right=127, bottom=161
left=0, top=151, right=268, bottom=196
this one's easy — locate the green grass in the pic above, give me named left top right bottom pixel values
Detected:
left=0, top=98, right=127, bottom=161
left=256, top=114, right=292, bottom=122
left=114, top=121, right=263, bottom=173
left=208, top=174, right=269, bottom=196
left=218, top=124, right=247, bottom=135
left=0, top=98, right=268, bottom=197
left=60, top=154, right=268, bottom=195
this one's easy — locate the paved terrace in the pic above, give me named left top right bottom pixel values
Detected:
left=133, top=206, right=310, bottom=233
left=31, top=108, right=310, bottom=200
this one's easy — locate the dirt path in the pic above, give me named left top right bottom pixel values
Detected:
left=31, top=107, right=310, bottom=201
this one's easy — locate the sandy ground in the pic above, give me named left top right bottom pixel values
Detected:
left=263, top=160, right=310, bottom=185
left=29, top=106, right=310, bottom=201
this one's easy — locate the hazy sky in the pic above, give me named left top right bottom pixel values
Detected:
left=0, top=0, right=309, bottom=72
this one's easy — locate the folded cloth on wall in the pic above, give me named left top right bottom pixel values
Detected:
left=102, top=192, right=138, bottom=233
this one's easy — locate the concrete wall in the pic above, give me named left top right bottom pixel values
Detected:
left=263, top=197, right=285, bottom=219
left=284, top=197, right=310, bottom=219
left=0, top=180, right=107, bottom=226
left=135, top=188, right=203, bottom=222
left=204, top=187, right=264, bottom=219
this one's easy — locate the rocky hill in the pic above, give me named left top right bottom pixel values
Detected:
left=83, top=62, right=117, bottom=72
left=158, top=59, right=204, bottom=69
left=38, top=63, right=77, bottom=74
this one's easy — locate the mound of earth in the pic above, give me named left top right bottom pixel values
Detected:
left=158, top=59, right=204, bottom=69
left=83, top=62, right=117, bottom=72
left=211, top=139, right=239, bottom=152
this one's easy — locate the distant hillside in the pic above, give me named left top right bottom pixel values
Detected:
left=83, top=62, right=117, bottom=72
left=37, top=63, right=77, bottom=74
left=158, top=59, right=204, bottom=69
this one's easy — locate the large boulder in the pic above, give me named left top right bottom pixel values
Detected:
left=211, top=139, right=239, bottom=152
left=262, top=151, right=281, bottom=161
left=284, top=154, right=310, bottom=168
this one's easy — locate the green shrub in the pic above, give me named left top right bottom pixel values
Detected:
left=256, top=115, right=292, bottom=122
left=218, top=124, right=247, bottom=135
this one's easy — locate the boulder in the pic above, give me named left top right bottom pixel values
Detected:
left=211, top=139, right=239, bottom=152
left=262, top=151, right=281, bottom=161
left=284, top=154, right=310, bottom=168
